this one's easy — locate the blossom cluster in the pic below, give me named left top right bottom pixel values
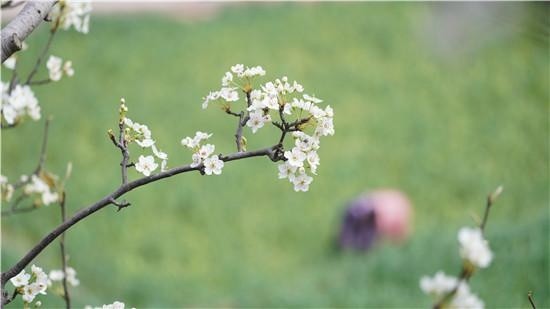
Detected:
left=47, top=55, right=74, bottom=82
left=181, top=132, right=224, bottom=175
left=201, top=64, right=334, bottom=192
left=10, top=265, right=50, bottom=304
left=51, top=0, right=92, bottom=34
left=49, top=266, right=80, bottom=287
left=420, top=272, right=484, bottom=308
left=23, top=174, right=60, bottom=206
left=419, top=226, right=493, bottom=308
left=1, top=83, right=41, bottom=125
left=121, top=101, right=168, bottom=177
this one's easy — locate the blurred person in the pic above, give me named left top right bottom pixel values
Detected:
left=338, top=189, right=413, bottom=251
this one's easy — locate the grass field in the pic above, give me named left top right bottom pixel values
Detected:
left=1, top=3, right=548, bottom=308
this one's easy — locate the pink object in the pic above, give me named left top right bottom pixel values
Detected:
left=370, top=189, right=413, bottom=242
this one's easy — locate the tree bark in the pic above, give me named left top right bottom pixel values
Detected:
left=1, top=0, right=57, bottom=62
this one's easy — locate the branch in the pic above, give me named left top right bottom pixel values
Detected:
left=58, top=191, right=70, bottom=309
left=234, top=91, right=251, bottom=152
left=1, top=1, right=57, bottom=62
left=0, top=144, right=283, bottom=298
left=25, top=29, right=57, bottom=85
left=528, top=291, right=536, bottom=309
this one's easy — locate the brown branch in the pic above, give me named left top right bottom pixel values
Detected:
left=58, top=191, right=70, bottom=309
left=1, top=1, right=25, bottom=9
left=1, top=1, right=57, bottom=62
left=34, top=117, right=51, bottom=174
left=0, top=144, right=284, bottom=303
left=234, top=91, right=251, bottom=152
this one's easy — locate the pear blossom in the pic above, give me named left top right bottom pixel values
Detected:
left=135, top=155, right=158, bottom=176
left=303, top=93, right=323, bottom=103
left=231, top=64, right=244, bottom=76
left=52, top=0, right=92, bottom=34
left=284, top=148, right=307, bottom=168
left=49, top=267, right=80, bottom=287
left=24, top=175, right=58, bottom=205
left=47, top=56, right=63, bottom=81
left=152, top=145, right=168, bottom=171
left=278, top=162, right=297, bottom=179
left=203, top=155, right=224, bottom=175
left=419, top=271, right=458, bottom=298
left=198, top=144, right=215, bottom=159
left=22, top=283, right=42, bottom=303
left=202, top=91, right=220, bottom=109
left=247, top=110, right=271, bottom=133
left=458, top=227, right=493, bottom=268
left=219, top=87, right=239, bottom=102
left=221, top=72, right=233, bottom=87
left=2, top=84, right=41, bottom=124
left=63, top=61, right=74, bottom=76
left=10, top=270, right=30, bottom=287
left=450, top=283, right=484, bottom=309
left=291, top=172, right=313, bottom=192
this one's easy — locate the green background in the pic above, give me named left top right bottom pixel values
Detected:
left=2, top=3, right=548, bottom=308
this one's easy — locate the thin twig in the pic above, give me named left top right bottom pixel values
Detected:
left=58, top=191, right=70, bottom=309
left=118, top=120, right=130, bottom=185
left=234, top=91, right=251, bottom=152
left=25, top=29, right=56, bottom=85
left=27, top=78, right=52, bottom=86
left=34, top=117, right=51, bottom=174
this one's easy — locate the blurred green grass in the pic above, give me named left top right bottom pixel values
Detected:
left=1, top=3, right=548, bottom=308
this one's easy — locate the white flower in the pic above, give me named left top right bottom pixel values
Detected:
left=63, top=61, right=74, bottom=77
left=315, top=116, right=334, bottom=136
left=47, top=56, right=63, bottom=81
left=291, top=98, right=313, bottom=111
left=221, top=72, right=233, bottom=87
left=24, top=175, right=49, bottom=195
left=135, top=138, right=155, bottom=148
left=22, top=283, right=42, bottom=303
left=246, top=110, right=271, bottom=133
left=277, top=162, right=297, bottom=179
left=135, top=155, right=158, bottom=177
left=449, top=282, right=484, bottom=309
left=458, top=227, right=493, bottom=268
left=181, top=131, right=213, bottom=148
left=293, top=81, right=304, bottom=93
left=291, top=173, right=313, bottom=192
left=49, top=270, right=64, bottom=281
left=303, top=93, right=323, bottom=103
left=324, top=105, right=334, bottom=117
left=419, top=271, right=458, bottom=298
left=31, top=265, right=49, bottom=294
left=231, top=64, right=244, bottom=76
left=152, top=145, right=168, bottom=171
left=42, top=190, right=59, bottom=205
left=4, top=85, right=41, bottom=124
left=197, top=144, right=215, bottom=159
left=306, top=151, right=320, bottom=174
left=10, top=270, right=30, bottom=287
left=284, top=148, right=306, bottom=168
left=203, top=155, right=224, bottom=175
left=65, top=267, right=80, bottom=286
left=202, top=91, right=220, bottom=109
left=190, top=152, right=202, bottom=168
left=53, top=0, right=92, bottom=34
left=4, top=56, right=16, bottom=70
left=283, top=103, right=292, bottom=115
left=1, top=175, right=14, bottom=202
left=243, top=65, right=266, bottom=77
left=219, top=87, right=239, bottom=102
